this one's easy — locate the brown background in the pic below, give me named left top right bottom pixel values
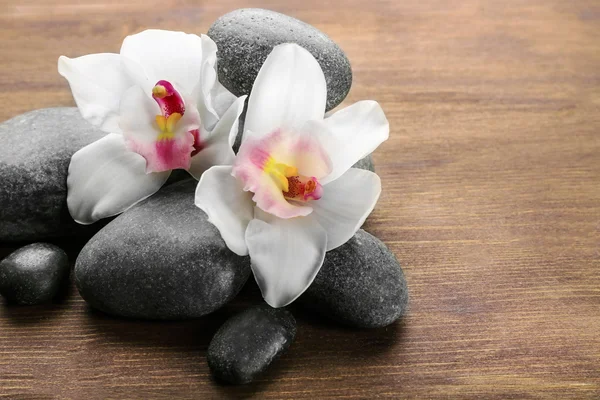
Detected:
left=1, top=0, right=599, bottom=398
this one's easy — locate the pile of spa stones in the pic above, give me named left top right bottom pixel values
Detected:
left=0, top=9, right=408, bottom=384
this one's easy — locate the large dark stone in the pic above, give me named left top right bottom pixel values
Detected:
left=0, top=243, right=70, bottom=305
left=208, top=8, right=352, bottom=111
left=0, top=108, right=106, bottom=242
left=300, top=230, right=408, bottom=328
left=74, top=180, right=251, bottom=320
left=208, top=305, right=297, bottom=384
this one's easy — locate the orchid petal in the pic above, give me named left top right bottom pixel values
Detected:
left=319, top=101, right=389, bottom=184
left=310, top=168, right=381, bottom=251
left=58, top=54, right=133, bottom=133
left=67, top=133, right=170, bottom=224
left=120, top=29, right=205, bottom=91
left=188, top=143, right=235, bottom=180
left=211, top=80, right=239, bottom=121
left=266, top=127, right=332, bottom=180
left=188, top=95, right=246, bottom=179
left=193, top=34, right=219, bottom=131
left=243, top=44, right=326, bottom=142
left=119, top=85, right=199, bottom=173
left=215, top=95, right=247, bottom=148
left=246, top=209, right=327, bottom=307
left=195, top=166, right=254, bottom=256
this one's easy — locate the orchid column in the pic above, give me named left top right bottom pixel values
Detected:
left=195, top=44, right=389, bottom=308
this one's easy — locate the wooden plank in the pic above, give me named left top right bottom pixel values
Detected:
left=0, top=0, right=599, bottom=398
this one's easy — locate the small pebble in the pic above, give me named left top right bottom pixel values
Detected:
left=0, top=243, right=70, bottom=305
left=208, top=305, right=297, bottom=384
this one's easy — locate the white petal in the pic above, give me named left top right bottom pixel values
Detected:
left=194, top=166, right=254, bottom=256
left=310, top=168, right=381, bottom=251
left=211, top=80, right=239, bottom=120
left=246, top=209, right=327, bottom=308
left=215, top=95, right=247, bottom=148
left=193, top=35, right=240, bottom=133
left=193, top=34, right=220, bottom=131
left=188, top=143, right=235, bottom=180
left=118, top=85, right=159, bottom=143
left=67, top=133, right=170, bottom=224
left=243, top=44, right=326, bottom=142
left=188, top=95, right=246, bottom=179
left=319, top=101, right=389, bottom=184
left=120, top=29, right=205, bottom=90
left=58, top=54, right=133, bottom=133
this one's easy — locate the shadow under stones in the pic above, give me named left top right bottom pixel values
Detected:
left=79, top=277, right=266, bottom=350
left=0, top=276, right=75, bottom=325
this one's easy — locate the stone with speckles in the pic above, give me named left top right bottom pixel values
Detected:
left=208, top=8, right=352, bottom=112
left=300, top=229, right=409, bottom=328
left=352, top=154, right=375, bottom=173
left=0, top=108, right=107, bottom=242
left=74, top=179, right=251, bottom=320
left=208, top=305, right=297, bottom=384
left=0, top=243, right=70, bottom=305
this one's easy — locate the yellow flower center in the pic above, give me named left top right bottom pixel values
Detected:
left=263, top=157, right=298, bottom=192
left=155, top=113, right=182, bottom=141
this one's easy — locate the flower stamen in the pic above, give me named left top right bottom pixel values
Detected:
left=261, top=157, right=324, bottom=202
left=283, top=175, right=323, bottom=201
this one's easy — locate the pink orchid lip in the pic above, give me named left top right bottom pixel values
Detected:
left=125, top=80, right=200, bottom=173
left=151, top=80, right=204, bottom=158
left=190, top=129, right=203, bottom=157
left=232, top=129, right=332, bottom=219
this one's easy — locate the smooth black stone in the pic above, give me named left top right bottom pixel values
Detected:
left=208, top=305, right=297, bottom=384
left=75, top=180, right=251, bottom=320
left=0, top=108, right=106, bottom=242
left=300, top=230, right=408, bottom=328
left=208, top=8, right=352, bottom=111
left=0, top=243, right=70, bottom=305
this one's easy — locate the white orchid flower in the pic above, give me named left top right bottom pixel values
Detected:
left=58, top=29, right=246, bottom=224
left=195, top=44, right=389, bottom=308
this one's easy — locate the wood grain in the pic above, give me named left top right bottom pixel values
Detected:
left=1, top=0, right=599, bottom=398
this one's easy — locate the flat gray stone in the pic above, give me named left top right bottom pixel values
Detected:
left=0, top=243, right=70, bottom=305
left=208, top=8, right=352, bottom=111
left=300, top=230, right=408, bottom=328
left=208, top=305, right=296, bottom=384
left=0, top=108, right=106, bottom=242
left=74, top=179, right=251, bottom=320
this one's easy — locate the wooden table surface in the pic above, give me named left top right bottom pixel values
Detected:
left=1, top=0, right=599, bottom=398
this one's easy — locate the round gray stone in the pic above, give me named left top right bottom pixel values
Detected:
left=0, top=108, right=106, bottom=242
left=74, top=179, right=251, bottom=320
left=208, top=305, right=296, bottom=384
left=208, top=8, right=352, bottom=111
left=300, top=229, right=408, bottom=328
left=0, top=243, right=70, bottom=305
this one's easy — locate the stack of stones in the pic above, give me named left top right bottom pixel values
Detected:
left=0, top=9, right=408, bottom=384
